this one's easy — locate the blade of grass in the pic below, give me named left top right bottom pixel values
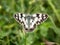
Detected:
left=47, top=0, right=60, bottom=22
left=48, top=15, right=60, bottom=35
left=20, top=0, right=25, bottom=13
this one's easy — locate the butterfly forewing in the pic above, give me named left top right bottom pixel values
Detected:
left=36, top=13, right=48, bottom=25
left=14, top=13, right=48, bottom=32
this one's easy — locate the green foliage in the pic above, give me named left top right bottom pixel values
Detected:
left=0, top=0, right=60, bottom=45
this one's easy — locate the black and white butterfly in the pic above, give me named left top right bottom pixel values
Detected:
left=14, top=13, right=48, bottom=32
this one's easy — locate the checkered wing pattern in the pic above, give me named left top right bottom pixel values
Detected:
left=14, top=13, right=48, bottom=32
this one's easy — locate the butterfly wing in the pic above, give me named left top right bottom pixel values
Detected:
left=14, top=13, right=31, bottom=31
left=13, top=13, right=26, bottom=24
left=32, top=13, right=48, bottom=25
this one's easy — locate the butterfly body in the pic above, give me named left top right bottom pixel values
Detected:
left=14, top=13, right=48, bottom=32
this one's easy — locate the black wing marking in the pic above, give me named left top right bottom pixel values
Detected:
left=14, top=13, right=25, bottom=24
left=32, top=13, right=48, bottom=25
left=36, top=13, right=48, bottom=25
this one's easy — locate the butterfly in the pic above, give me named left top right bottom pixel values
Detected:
left=13, top=13, right=48, bottom=32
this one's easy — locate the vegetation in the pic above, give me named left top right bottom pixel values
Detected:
left=0, top=0, right=60, bottom=45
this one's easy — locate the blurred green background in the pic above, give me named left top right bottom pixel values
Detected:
left=0, top=0, right=60, bottom=45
